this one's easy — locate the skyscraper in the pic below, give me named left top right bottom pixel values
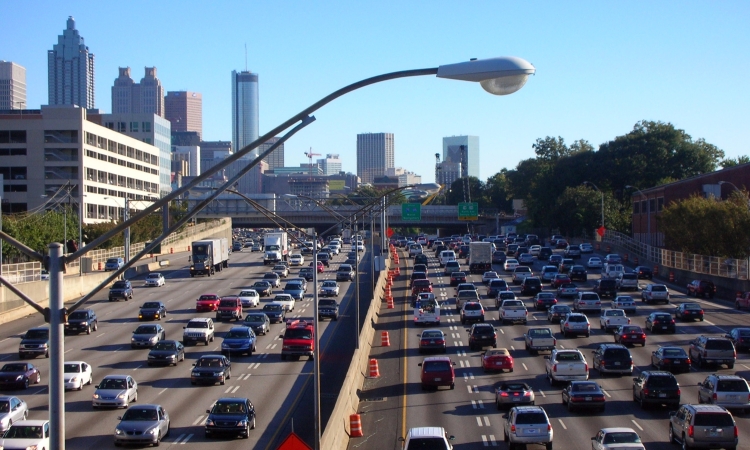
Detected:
left=443, top=135, right=479, bottom=179
left=317, top=154, right=342, bottom=175
left=0, top=61, right=26, bottom=110
left=165, top=91, right=202, bottom=139
left=111, top=67, right=165, bottom=117
left=357, top=133, right=394, bottom=184
left=231, top=70, right=259, bottom=158
left=260, top=137, right=284, bottom=170
left=48, top=16, right=95, bottom=109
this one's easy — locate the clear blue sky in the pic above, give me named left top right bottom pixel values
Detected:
left=3, top=1, right=748, bottom=184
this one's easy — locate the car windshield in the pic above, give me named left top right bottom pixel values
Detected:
left=264, top=273, right=278, bottom=279
left=212, top=401, right=247, bottom=414
left=113, top=281, right=129, bottom=289
left=225, top=329, right=250, bottom=339
left=122, top=407, right=158, bottom=421
left=135, top=326, right=157, bottom=334
left=2, top=363, right=27, bottom=372
left=245, top=314, right=265, bottom=323
left=651, top=285, right=667, bottom=292
left=99, top=378, right=127, bottom=389
left=64, top=363, right=82, bottom=373
left=263, top=305, right=282, bottom=312
left=275, top=296, right=292, bottom=301
left=556, top=352, right=582, bottom=361
left=464, top=303, right=482, bottom=311
left=106, top=258, right=119, bottom=264
left=153, top=341, right=176, bottom=351
left=717, top=380, right=749, bottom=392
left=515, top=412, right=548, bottom=425
left=147, top=274, right=160, bottom=279
left=4, top=425, right=43, bottom=439
left=423, top=361, right=451, bottom=373
left=568, top=316, right=586, bottom=323
left=653, top=314, right=671, bottom=320
left=684, top=303, right=702, bottom=310
left=322, top=281, right=337, bottom=287
left=239, top=291, right=257, bottom=297
left=24, top=329, right=49, bottom=339
left=285, top=329, right=312, bottom=340
left=405, top=437, right=449, bottom=450
left=661, top=348, right=686, bottom=357
left=499, top=292, right=515, bottom=300
left=196, top=358, right=224, bottom=368
left=616, top=297, right=634, bottom=302
left=199, top=295, right=217, bottom=300
left=502, top=383, right=528, bottom=391
left=553, top=306, right=571, bottom=313
left=605, top=348, right=631, bottom=358
left=319, top=300, right=337, bottom=307
left=219, top=299, right=237, bottom=307
left=647, top=376, right=677, bottom=388
left=603, top=432, right=641, bottom=444
left=69, top=311, right=89, bottom=320
left=142, top=302, right=160, bottom=309
left=0, top=400, right=9, bottom=412
left=186, top=321, right=208, bottom=328
left=608, top=310, right=625, bottom=316
left=254, top=282, right=269, bottom=287
left=422, top=331, right=443, bottom=339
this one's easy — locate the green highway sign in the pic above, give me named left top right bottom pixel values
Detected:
left=458, top=202, right=478, bottom=221
left=401, top=203, right=421, bottom=221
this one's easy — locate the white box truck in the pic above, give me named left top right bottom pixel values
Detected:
left=468, top=242, right=493, bottom=274
left=190, top=238, right=229, bottom=277
left=264, top=231, right=289, bottom=265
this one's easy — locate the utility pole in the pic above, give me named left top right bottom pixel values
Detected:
left=124, top=197, right=130, bottom=264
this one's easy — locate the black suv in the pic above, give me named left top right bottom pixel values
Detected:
left=569, top=265, right=587, bottom=282
left=591, top=343, right=633, bottom=375
left=538, top=247, right=553, bottom=260
left=632, top=371, right=680, bottom=408
left=65, top=309, right=98, bottom=335
left=108, top=280, right=133, bottom=301
left=205, top=397, right=256, bottom=438
left=317, top=252, right=330, bottom=267
left=318, top=299, right=339, bottom=321
left=520, top=277, right=542, bottom=296
left=593, top=279, right=618, bottom=298
left=467, top=323, right=497, bottom=351
left=414, top=253, right=429, bottom=265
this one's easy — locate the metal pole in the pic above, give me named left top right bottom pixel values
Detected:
left=646, top=199, right=651, bottom=246
left=600, top=192, right=604, bottom=229
left=79, top=190, right=83, bottom=276
left=371, top=214, right=375, bottom=295
left=354, top=220, right=360, bottom=350
left=311, top=231, right=321, bottom=450
left=124, top=197, right=130, bottom=265
left=48, top=242, right=65, bottom=450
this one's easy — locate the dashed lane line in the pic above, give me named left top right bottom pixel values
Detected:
left=522, top=363, right=528, bottom=371
left=558, top=418, right=567, bottom=430
left=631, top=420, right=643, bottom=431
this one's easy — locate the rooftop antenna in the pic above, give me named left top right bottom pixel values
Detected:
left=244, top=43, right=248, bottom=71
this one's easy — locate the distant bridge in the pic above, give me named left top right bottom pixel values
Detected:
left=187, top=198, right=516, bottom=231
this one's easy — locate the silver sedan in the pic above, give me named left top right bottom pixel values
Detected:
left=114, top=404, right=170, bottom=446
left=0, top=396, right=28, bottom=433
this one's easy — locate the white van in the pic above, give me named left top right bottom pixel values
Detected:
left=439, top=250, right=456, bottom=267
left=603, top=263, right=625, bottom=279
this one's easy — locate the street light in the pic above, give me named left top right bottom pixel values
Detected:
left=625, top=185, right=650, bottom=245
left=583, top=181, right=604, bottom=229
left=0, top=56, right=533, bottom=450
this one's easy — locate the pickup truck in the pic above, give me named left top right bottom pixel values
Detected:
left=499, top=299, right=528, bottom=325
left=736, top=291, right=750, bottom=310
left=641, top=284, right=670, bottom=304
left=544, top=349, right=589, bottom=386
left=524, top=327, right=556, bottom=354
left=414, top=295, right=440, bottom=326
left=455, top=290, right=480, bottom=312
left=598, top=308, right=630, bottom=332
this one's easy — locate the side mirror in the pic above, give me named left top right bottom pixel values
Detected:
left=502, top=414, right=508, bottom=419
left=192, top=363, right=196, bottom=366
left=117, top=416, right=122, bottom=420
left=418, top=363, right=422, bottom=367
left=94, top=385, right=99, bottom=388
left=449, top=436, right=455, bottom=441
left=398, top=437, right=405, bottom=442
left=669, top=411, right=677, bottom=417
left=632, top=377, right=638, bottom=382
left=206, top=409, right=211, bottom=414
left=590, top=437, right=596, bottom=441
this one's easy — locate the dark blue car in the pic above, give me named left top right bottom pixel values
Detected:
left=220, top=326, right=257, bottom=356
left=205, top=397, right=256, bottom=438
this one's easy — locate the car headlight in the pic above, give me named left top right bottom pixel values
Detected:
left=148, top=355, right=155, bottom=359
left=190, top=265, right=194, bottom=269
left=81, top=321, right=88, bottom=326
left=221, top=343, right=229, bottom=348
left=213, top=372, right=223, bottom=377
left=131, top=337, right=136, bottom=342
left=115, top=428, right=124, bottom=435
left=191, top=372, right=200, bottom=377
left=205, top=419, right=214, bottom=426
left=149, top=336, right=158, bottom=342
left=238, top=419, right=248, bottom=426
left=15, top=375, right=23, bottom=380
left=148, top=427, right=159, bottom=435
left=118, top=393, right=126, bottom=399
left=93, top=393, right=100, bottom=399
left=70, top=376, right=79, bottom=383
left=167, top=354, right=176, bottom=359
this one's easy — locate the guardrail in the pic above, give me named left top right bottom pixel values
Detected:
left=603, top=230, right=749, bottom=280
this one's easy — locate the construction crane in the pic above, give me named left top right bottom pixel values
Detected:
left=304, top=148, right=322, bottom=177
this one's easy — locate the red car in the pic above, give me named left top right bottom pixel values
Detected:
left=0, top=362, right=41, bottom=389
left=310, top=261, right=324, bottom=273
left=419, top=356, right=455, bottom=390
left=613, top=325, right=646, bottom=346
left=412, top=279, right=433, bottom=297
left=195, top=294, right=220, bottom=312
left=482, top=348, right=514, bottom=373
left=687, top=279, right=716, bottom=298
left=551, top=274, right=571, bottom=289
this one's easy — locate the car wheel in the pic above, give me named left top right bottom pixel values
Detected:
left=546, top=442, right=553, bottom=450
left=639, top=393, right=646, bottom=409
left=450, top=383, right=455, bottom=390
left=251, top=417, right=256, bottom=430
left=154, top=432, right=161, bottom=446
left=24, top=378, right=29, bottom=389
left=497, top=399, right=502, bottom=410
left=681, top=435, right=690, bottom=450
left=133, top=391, right=137, bottom=402
left=669, top=424, right=677, bottom=444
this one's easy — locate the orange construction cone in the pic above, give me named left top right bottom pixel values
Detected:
left=350, top=414, right=364, bottom=437
left=368, top=359, right=380, bottom=378
left=381, top=331, right=391, bottom=346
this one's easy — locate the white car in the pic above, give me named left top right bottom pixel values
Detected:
left=289, top=254, right=305, bottom=266
left=40, top=270, right=50, bottom=281
left=611, top=295, right=637, bottom=314
left=272, top=294, right=295, bottom=312
left=503, top=258, right=519, bottom=272
left=401, top=427, right=454, bottom=450
left=591, top=427, right=645, bottom=450
left=580, top=243, right=594, bottom=253
left=482, top=271, right=499, bottom=284
left=238, top=290, right=260, bottom=309
left=356, top=242, right=365, bottom=252
left=326, top=244, right=340, bottom=255
left=541, top=265, right=559, bottom=282
left=64, top=361, right=93, bottom=390
left=529, top=245, right=542, bottom=256
left=144, top=273, right=165, bottom=287
left=587, top=257, right=603, bottom=269
left=319, top=280, right=340, bottom=297
left=0, top=420, right=50, bottom=450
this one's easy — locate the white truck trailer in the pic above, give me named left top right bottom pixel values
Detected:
left=468, top=242, right=493, bottom=274
left=264, top=231, right=289, bottom=265
left=190, top=238, right=229, bottom=277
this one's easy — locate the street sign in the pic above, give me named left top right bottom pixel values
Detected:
left=386, top=227, right=394, bottom=237
left=596, top=226, right=606, bottom=237
left=401, top=203, right=421, bottom=221
left=458, top=202, right=478, bottom=221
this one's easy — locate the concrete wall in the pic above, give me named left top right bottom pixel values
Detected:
left=320, top=258, right=390, bottom=449
left=0, top=220, right=232, bottom=325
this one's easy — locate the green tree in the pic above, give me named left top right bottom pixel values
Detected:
left=443, top=177, right=486, bottom=206
left=484, top=172, right=513, bottom=212
left=549, top=186, right=631, bottom=237
left=721, top=155, right=750, bottom=168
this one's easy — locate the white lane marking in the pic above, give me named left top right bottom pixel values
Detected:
left=488, top=434, right=498, bottom=446
left=158, top=388, right=168, bottom=396
left=179, top=433, right=194, bottom=444
left=0, top=338, right=7, bottom=343
left=191, top=416, right=205, bottom=426
left=251, top=363, right=260, bottom=369
left=260, top=353, right=268, bottom=359
left=0, top=355, right=10, bottom=360
left=64, top=349, right=73, bottom=354
left=602, top=389, right=611, bottom=398
left=31, top=387, right=46, bottom=395
left=95, top=333, right=106, bottom=338
left=476, top=416, right=483, bottom=426
left=522, top=363, right=528, bottom=371
left=458, top=341, right=464, bottom=346
left=133, top=365, right=141, bottom=371
left=631, top=419, right=643, bottom=431
left=266, top=343, right=273, bottom=349
left=224, top=386, right=233, bottom=393
left=742, top=364, right=750, bottom=370
left=472, top=400, right=478, bottom=409
left=483, top=416, right=490, bottom=426
left=558, top=418, right=567, bottom=430
left=454, top=341, right=459, bottom=347
left=231, top=386, right=240, bottom=393
left=478, top=400, right=485, bottom=409
left=482, top=435, right=489, bottom=446
left=467, top=385, right=473, bottom=394
left=113, top=346, right=124, bottom=353
left=459, top=350, right=466, bottom=356
left=499, top=329, right=504, bottom=334
left=460, top=361, right=465, bottom=368
left=472, top=385, right=479, bottom=393
left=469, top=372, right=475, bottom=380
left=539, top=389, right=546, bottom=398
left=463, top=374, right=469, bottom=382
left=560, top=345, right=565, bottom=349
left=510, top=346, right=515, bottom=351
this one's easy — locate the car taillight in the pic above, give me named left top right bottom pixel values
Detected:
left=511, top=425, right=516, bottom=433
left=547, top=424, right=552, bottom=431
left=641, top=333, right=646, bottom=339
left=688, top=425, right=694, bottom=438
left=663, top=359, right=671, bottom=364
left=553, top=338, right=557, bottom=345
left=584, top=363, right=588, bottom=371
left=420, top=340, right=428, bottom=346
left=735, top=426, right=739, bottom=438
left=643, top=388, right=650, bottom=396
left=436, top=339, right=445, bottom=345
left=523, top=392, right=531, bottom=397
left=734, top=350, right=737, bottom=358
left=500, top=392, right=509, bottom=397
left=677, top=388, right=681, bottom=395
left=713, top=393, right=718, bottom=400
left=703, top=350, right=708, bottom=357
left=606, top=319, right=610, bottom=325
left=553, top=363, right=557, bottom=372
left=627, top=318, right=631, bottom=324
left=600, top=361, right=605, bottom=366
left=686, top=359, right=691, bottom=364
left=670, top=319, right=675, bottom=324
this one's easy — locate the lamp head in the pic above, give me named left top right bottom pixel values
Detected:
left=437, top=57, right=535, bottom=95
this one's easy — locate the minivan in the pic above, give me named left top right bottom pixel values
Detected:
left=443, top=261, right=461, bottom=275
left=419, top=356, right=456, bottom=390
left=439, top=250, right=456, bottom=267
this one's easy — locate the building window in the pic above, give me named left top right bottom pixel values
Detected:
left=127, top=147, right=135, bottom=158
left=118, top=122, right=126, bottom=132
left=98, top=187, right=107, bottom=195
left=86, top=168, right=96, bottom=181
left=0, top=148, right=28, bottom=156
left=142, top=122, right=151, bottom=132
left=3, top=184, right=27, bottom=192
left=657, top=197, right=664, bottom=212
left=641, top=200, right=647, bottom=214
left=86, top=185, right=96, bottom=194
left=130, top=122, right=139, bottom=132
left=46, top=130, right=79, bottom=144
left=649, top=198, right=656, bottom=214
left=108, top=139, right=117, bottom=152
left=633, top=201, right=640, bottom=214
left=44, top=148, right=78, bottom=162
left=108, top=156, right=117, bottom=164
left=0, top=130, right=27, bottom=143
left=118, top=143, right=126, bottom=155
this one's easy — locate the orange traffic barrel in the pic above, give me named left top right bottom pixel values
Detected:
left=381, top=331, right=391, bottom=347
left=624, top=254, right=629, bottom=262
left=368, top=359, right=380, bottom=378
left=350, top=414, right=363, bottom=437
left=669, top=272, right=675, bottom=282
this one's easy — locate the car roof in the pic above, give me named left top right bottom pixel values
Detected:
left=599, top=427, right=640, bottom=433
left=406, top=427, right=447, bottom=438
left=101, top=374, right=130, bottom=380
left=422, top=356, right=452, bottom=362
left=7, top=419, right=49, bottom=426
